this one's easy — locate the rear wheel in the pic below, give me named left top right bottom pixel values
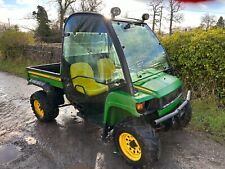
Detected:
left=30, top=91, right=59, bottom=122
left=114, top=120, right=160, bottom=168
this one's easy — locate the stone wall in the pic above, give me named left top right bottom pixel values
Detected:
left=24, top=43, right=62, bottom=63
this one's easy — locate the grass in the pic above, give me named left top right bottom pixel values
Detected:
left=0, top=56, right=41, bottom=78
left=190, top=98, right=225, bottom=143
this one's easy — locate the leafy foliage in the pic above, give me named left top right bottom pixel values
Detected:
left=33, top=6, right=51, bottom=42
left=216, top=16, right=225, bottom=29
left=160, top=28, right=225, bottom=103
left=0, top=30, right=35, bottom=58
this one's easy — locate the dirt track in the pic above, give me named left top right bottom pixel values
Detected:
left=0, top=71, right=225, bottom=169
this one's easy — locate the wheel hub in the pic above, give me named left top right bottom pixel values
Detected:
left=119, top=132, right=142, bottom=161
left=34, top=100, right=44, bottom=118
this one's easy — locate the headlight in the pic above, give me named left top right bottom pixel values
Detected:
left=136, top=102, right=144, bottom=112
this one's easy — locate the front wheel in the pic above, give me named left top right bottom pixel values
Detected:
left=114, top=120, right=160, bottom=168
left=30, top=90, right=59, bottom=122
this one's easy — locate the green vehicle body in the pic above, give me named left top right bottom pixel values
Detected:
left=27, top=65, right=182, bottom=126
left=103, top=72, right=183, bottom=126
left=27, top=67, right=63, bottom=88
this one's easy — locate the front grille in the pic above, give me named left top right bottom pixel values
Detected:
left=161, top=87, right=182, bottom=108
left=146, top=98, right=161, bottom=111
left=146, top=87, right=182, bottom=111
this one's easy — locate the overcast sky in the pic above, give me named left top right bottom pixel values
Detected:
left=0, top=0, right=225, bottom=32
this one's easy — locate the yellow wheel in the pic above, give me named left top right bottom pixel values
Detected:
left=119, top=133, right=142, bottom=161
left=114, top=121, right=160, bottom=168
left=33, top=100, right=44, bottom=118
left=30, top=91, right=59, bottom=122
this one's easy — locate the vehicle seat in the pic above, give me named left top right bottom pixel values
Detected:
left=97, top=58, right=115, bottom=82
left=70, top=63, right=108, bottom=96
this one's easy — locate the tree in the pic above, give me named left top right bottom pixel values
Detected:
left=50, top=20, right=62, bottom=43
left=33, top=6, right=51, bottom=42
left=75, top=0, right=103, bottom=12
left=200, top=14, right=216, bottom=31
left=148, top=0, right=163, bottom=32
left=53, top=0, right=77, bottom=33
left=167, top=0, right=183, bottom=35
left=216, top=16, right=225, bottom=29
left=158, top=6, right=163, bottom=34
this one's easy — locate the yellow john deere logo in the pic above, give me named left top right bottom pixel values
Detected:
left=28, top=71, right=61, bottom=82
left=134, top=86, right=153, bottom=95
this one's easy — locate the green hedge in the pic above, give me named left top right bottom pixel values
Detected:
left=160, top=29, right=225, bottom=102
left=0, top=30, right=35, bottom=58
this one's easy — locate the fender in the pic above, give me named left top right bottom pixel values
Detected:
left=28, top=79, right=64, bottom=105
left=104, top=91, right=140, bottom=126
left=28, top=79, right=54, bottom=93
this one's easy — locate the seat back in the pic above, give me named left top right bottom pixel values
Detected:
left=70, top=62, right=94, bottom=79
left=97, top=58, right=115, bottom=82
left=70, top=62, right=108, bottom=96
left=70, top=63, right=95, bottom=94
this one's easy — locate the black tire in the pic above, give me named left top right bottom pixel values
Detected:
left=176, top=102, right=192, bottom=128
left=114, top=120, right=160, bottom=168
left=30, top=90, right=59, bottom=122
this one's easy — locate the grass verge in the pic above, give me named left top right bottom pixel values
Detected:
left=0, top=56, right=41, bottom=78
left=190, top=98, right=225, bottom=144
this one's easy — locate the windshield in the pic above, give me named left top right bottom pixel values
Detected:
left=112, top=21, right=169, bottom=82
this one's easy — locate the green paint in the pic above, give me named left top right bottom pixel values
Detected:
left=133, top=91, right=155, bottom=103
left=134, top=72, right=182, bottom=98
left=28, top=74, right=63, bottom=89
left=104, top=91, right=140, bottom=126
left=158, top=98, right=182, bottom=117
left=103, top=73, right=183, bottom=125
left=133, top=72, right=183, bottom=118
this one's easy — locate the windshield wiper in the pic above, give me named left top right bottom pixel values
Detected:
left=133, top=63, right=168, bottom=82
left=124, top=23, right=144, bottom=30
left=129, top=60, right=145, bottom=71
left=144, top=62, right=168, bottom=71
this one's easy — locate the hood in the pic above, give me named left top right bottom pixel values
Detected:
left=134, top=72, right=182, bottom=101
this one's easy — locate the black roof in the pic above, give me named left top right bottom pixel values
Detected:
left=67, top=12, right=145, bottom=24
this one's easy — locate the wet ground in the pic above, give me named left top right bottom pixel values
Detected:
left=0, top=71, right=225, bottom=169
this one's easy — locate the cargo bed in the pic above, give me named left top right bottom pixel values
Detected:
left=26, top=63, right=63, bottom=89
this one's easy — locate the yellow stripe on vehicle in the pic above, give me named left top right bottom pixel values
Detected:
left=134, top=86, right=153, bottom=95
left=28, top=71, right=62, bottom=82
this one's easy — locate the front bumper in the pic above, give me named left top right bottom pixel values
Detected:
left=154, top=90, right=191, bottom=125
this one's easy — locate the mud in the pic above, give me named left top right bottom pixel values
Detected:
left=0, top=71, right=225, bottom=169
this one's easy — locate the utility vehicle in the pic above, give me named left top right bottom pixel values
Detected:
left=27, top=8, right=192, bottom=168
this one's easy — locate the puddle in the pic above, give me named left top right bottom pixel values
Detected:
left=0, top=144, right=21, bottom=164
